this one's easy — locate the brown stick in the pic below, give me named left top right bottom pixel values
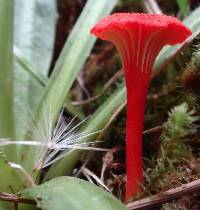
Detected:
left=142, top=125, right=163, bottom=135
left=14, top=202, right=18, bottom=210
left=0, top=192, right=36, bottom=205
left=72, top=69, right=123, bottom=106
left=127, top=179, right=200, bottom=210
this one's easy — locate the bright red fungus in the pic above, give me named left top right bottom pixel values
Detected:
left=90, top=13, right=192, bottom=201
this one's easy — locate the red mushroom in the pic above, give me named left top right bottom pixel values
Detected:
left=90, top=13, right=191, bottom=201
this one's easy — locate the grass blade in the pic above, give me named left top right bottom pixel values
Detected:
left=14, top=48, right=48, bottom=87
left=0, top=0, right=16, bottom=160
left=176, top=0, right=190, bottom=16
left=14, top=0, right=57, bottom=75
left=14, top=0, right=57, bottom=138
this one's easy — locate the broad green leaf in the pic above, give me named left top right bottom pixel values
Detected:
left=21, top=177, right=127, bottom=210
left=154, top=6, right=200, bottom=72
left=0, top=0, right=16, bottom=160
left=21, top=0, right=118, bottom=172
left=45, top=86, right=126, bottom=179
left=14, top=0, right=57, bottom=138
left=176, top=0, right=190, bottom=16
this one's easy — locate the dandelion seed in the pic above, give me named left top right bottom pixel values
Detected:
left=33, top=111, right=106, bottom=169
left=0, top=108, right=107, bottom=170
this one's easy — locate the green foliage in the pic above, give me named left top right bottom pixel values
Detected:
left=162, top=103, right=197, bottom=159
left=189, top=50, right=200, bottom=69
left=0, top=153, right=25, bottom=193
left=0, top=153, right=25, bottom=210
left=164, top=103, right=197, bottom=142
left=145, top=103, right=198, bottom=193
left=1, top=1, right=200, bottom=209
left=21, top=177, right=127, bottom=210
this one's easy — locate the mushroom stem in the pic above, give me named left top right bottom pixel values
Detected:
left=125, top=70, right=150, bottom=200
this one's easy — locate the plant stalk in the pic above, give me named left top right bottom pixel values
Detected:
left=125, top=71, right=150, bottom=201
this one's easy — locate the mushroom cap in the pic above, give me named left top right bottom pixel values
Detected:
left=90, top=13, right=192, bottom=46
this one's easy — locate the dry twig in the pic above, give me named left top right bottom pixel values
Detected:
left=0, top=192, right=36, bottom=205
left=72, top=69, right=123, bottom=106
left=127, top=179, right=200, bottom=210
left=142, top=125, right=163, bottom=135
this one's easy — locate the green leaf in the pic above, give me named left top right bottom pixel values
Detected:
left=45, top=86, right=126, bottom=179
left=65, top=98, right=85, bottom=120
left=0, top=152, right=35, bottom=210
left=13, top=0, right=57, bottom=138
left=182, top=6, right=200, bottom=32
left=14, top=48, right=48, bottom=87
left=154, top=6, right=200, bottom=72
left=14, top=0, right=57, bottom=75
left=176, top=0, right=190, bottom=16
left=21, top=177, right=127, bottom=210
left=0, top=202, right=11, bottom=210
left=0, top=0, right=16, bottom=160
left=0, top=153, right=24, bottom=192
